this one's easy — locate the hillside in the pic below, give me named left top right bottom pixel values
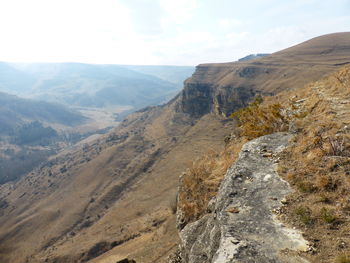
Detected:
left=0, top=63, right=194, bottom=110
left=0, top=92, right=88, bottom=184
left=0, top=92, right=85, bottom=133
left=0, top=32, right=350, bottom=263
left=181, top=32, right=350, bottom=117
left=0, top=62, right=36, bottom=93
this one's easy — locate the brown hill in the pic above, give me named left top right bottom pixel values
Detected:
left=181, top=32, right=350, bottom=117
left=0, top=32, right=350, bottom=263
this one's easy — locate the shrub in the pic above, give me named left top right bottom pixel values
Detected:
left=328, top=136, right=350, bottom=157
left=295, top=206, right=313, bottom=225
left=320, top=207, right=337, bottom=224
left=230, top=97, right=289, bottom=140
left=297, top=181, right=317, bottom=193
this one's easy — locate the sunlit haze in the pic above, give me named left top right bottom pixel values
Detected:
left=0, top=0, right=349, bottom=65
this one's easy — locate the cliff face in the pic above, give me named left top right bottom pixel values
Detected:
left=178, top=33, right=350, bottom=118
left=179, top=81, right=257, bottom=117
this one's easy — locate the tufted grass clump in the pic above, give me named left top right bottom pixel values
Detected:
left=320, top=207, right=337, bottom=224
left=295, top=206, right=313, bottom=225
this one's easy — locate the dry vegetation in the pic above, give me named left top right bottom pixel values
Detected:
left=178, top=140, right=246, bottom=225
left=277, top=65, right=350, bottom=262
left=230, top=96, right=290, bottom=139
left=178, top=94, right=301, bottom=225
left=179, top=65, right=350, bottom=262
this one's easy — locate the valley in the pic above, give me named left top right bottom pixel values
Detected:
left=0, top=64, right=193, bottom=185
left=0, top=32, right=350, bottom=263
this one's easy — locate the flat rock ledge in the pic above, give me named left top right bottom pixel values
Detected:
left=179, top=133, right=309, bottom=263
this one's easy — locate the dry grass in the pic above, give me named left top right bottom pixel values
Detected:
left=177, top=138, right=246, bottom=225
left=294, top=206, right=313, bottom=225
left=230, top=96, right=290, bottom=140
left=178, top=65, right=350, bottom=262
left=336, top=254, right=350, bottom=263
left=277, top=65, right=350, bottom=262
left=178, top=95, right=300, bottom=225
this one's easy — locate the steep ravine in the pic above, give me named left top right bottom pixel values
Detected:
left=178, top=133, right=309, bottom=263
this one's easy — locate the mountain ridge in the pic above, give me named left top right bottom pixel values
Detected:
left=1, top=32, right=350, bottom=263
left=0, top=62, right=194, bottom=110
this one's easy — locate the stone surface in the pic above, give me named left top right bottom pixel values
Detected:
left=179, top=133, right=309, bottom=263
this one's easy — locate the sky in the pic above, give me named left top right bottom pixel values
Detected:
left=0, top=0, right=349, bottom=66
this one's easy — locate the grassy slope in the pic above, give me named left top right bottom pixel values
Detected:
left=0, top=92, right=86, bottom=184
left=277, top=65, right=350, bottom=263
left=1, top=33, right=350, bottom=263
left=0, top=92, right=85, bottom=133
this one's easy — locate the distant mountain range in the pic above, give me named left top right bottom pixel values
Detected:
left=0, top=62, right=194, bottom=109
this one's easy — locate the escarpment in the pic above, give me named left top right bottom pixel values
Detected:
left=179, top=32, right=350, bottom=117
left=1, top=33, right=350, bottom=263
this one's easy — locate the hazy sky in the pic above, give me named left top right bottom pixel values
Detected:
left=0, top=0, right=349, bottom=65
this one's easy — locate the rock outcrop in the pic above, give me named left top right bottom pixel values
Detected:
left=179, top=81, right=257, bottom=118
left=179, top=133, right=309, bottom=263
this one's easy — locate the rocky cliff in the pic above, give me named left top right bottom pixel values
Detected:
left=178, top=133, right=310, bottom=263
left=178, top=32, right=350, bottom=117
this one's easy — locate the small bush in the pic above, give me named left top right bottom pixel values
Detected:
left=317, top=176, right=339, bottom=191
left=297, top=181, right=317, bottom=193
left=179, top=152, right=223, bottom=223
left=329, top=136, right=346, bottom=156
left=295, top=206, right=313, bottom=225
left=230, top=97, right=289, bottom=140
left=313, top=134, right=350, bottom=157
left=320, top=207, right=337, bottom=224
